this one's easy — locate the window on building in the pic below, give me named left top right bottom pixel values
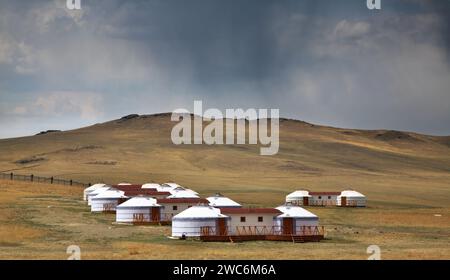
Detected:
left=188, top=205, right=192, bottom=208
left=328, top=196, right=331, bottom=199
left=258, top=216, right=263, bottom=222
left=172, top=205, right=178, bottom=211
left=240, top=216, right=246, bottom=222
left=318, top=196, right=322, bottom=199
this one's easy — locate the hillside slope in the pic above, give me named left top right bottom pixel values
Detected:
left=1, top=113, right=449, bottom=207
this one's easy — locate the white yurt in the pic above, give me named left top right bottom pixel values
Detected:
left=206, top=193, right=241, bottom=208
left=83, top=183, right=107, bottom=201
left=285, top=190, right=311, bottom=206
left=172, top=205, right=228, bottom=237
left=90, top=190, right=128, bottom=213
left=142, top=183, right=161, bottom=189
left=167, top=190, right=200, bottom=199
left=275, top=205, right=319, bottom=234
left=116, top=196, right=162, bottom=224
left=337, top=190, right=366, bottom=207
left=87, top=186, right=113, bottom=205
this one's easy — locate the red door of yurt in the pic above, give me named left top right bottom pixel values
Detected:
left=217, top=218, right=227, bottom=236
left=303, top=197, right=309, bottom=206
left=151, top=207, right=160, bottom=222
left=282, top=218, right=294, bottom=235
left=341, top=196, right=347, bottom=207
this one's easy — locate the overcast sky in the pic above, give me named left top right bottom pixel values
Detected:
left=0, top=0, right=449, bottom=138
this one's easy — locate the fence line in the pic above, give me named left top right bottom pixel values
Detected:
left=0, top=172, right=91, bottom=187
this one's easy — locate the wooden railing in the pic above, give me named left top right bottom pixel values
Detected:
left=131, top=213, right=172, bottom=223
left=102, top=203, right=116, bottom=212
left=308, top=200, right=337, bottom=206
left=200, top=225, right=325, bottom=237
left=302, top=200, right=358, bottom=207
left=235, top=226, right=279, bottom=236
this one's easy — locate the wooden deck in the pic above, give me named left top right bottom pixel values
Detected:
left=132, top=221, right=171, bottom=226
left=200, top=234, right=324, bottom=243
left=198, top=225, right=325, bottom=243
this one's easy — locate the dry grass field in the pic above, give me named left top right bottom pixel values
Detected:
left=0, top=114, right=449, bottom=259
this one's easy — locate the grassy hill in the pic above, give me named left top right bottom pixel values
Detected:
left=0, top=113, right=449, bottom=207
left=0, top=114, right=449, bottom=259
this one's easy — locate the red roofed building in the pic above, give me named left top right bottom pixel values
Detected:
left=123, top=190, right=170, bottom=199
left=286, top=190, right=342, bottom=206
left=219, top=208, right=281, bottom=214
left=157, top=198, right=209, bottom=221
left=219, top=208, right=282, bottom=235
left=113, top=185, right=149, bottom=191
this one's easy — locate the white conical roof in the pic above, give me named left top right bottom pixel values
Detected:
left=84, top=183, right=108, bottom=192
left=173, top=205, right=227, bottom=219
left=168, top=191, right=200, bottom=198
left=185, top=189, right=199, bottom=195
left=276, top=205, right=318, bottom=218
left=142, top=183, right=160, bottom=189
left=169, top=188, right=199, bottom=195
left=117, top=196, right=160, bottom=208
left=207, top=195, right=241, bottom=207
left=89, top=186, right=113, bottom=195
left=92, top=190, right=127, bottom=199
left=286, top=190, right=311, bottom=198
left=339, top=190, right=365, bottom=198
left=162, top=182, right=182, bottom=189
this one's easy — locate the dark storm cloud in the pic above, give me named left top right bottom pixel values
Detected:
left=0, top=0, right=449, bottom=137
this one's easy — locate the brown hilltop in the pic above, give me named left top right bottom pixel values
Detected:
left=0, top=113, right=449, bottom=208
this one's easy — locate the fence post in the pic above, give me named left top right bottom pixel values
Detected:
left=51, top=177, right=53, bottom=184
left=10, top=172, right=13, bottom=180
left=31, top=174, right=34, bottom=182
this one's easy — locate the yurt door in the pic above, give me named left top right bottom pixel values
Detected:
left=282, top=218, right=294, bottom=235
left=341, top=196, right=347, bottom=207
left=303, top=197, right=309, bottom=206
left=151, top=207, right=160, bottom=222
left=217, top=218, right=227, bottom=236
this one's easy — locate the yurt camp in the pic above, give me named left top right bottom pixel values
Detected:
left=275, top=205, right=319, bottom=235
left=207, top=193, right=241, bottom=208
left=90, top=190, right=128, bottom=213
left=337, top=190, right=366, bottom=207
left=116, top=196, right=163, bottom=224
left=83, top=183, right=108, bottom=201
left=171, top=205, right=228, bottom=237
left=286, top=190, right=365, bottom=207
